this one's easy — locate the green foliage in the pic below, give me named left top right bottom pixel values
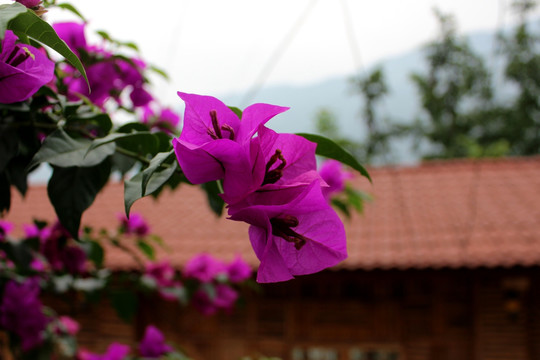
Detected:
left=30, top=129, right=116, bottom=168
left=4, top=3, right=89, bottom=87
left=47, top=161, right=111, bottom=238
left=296, top=133, right=371, bottom=182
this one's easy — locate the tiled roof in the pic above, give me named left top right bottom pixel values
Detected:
left=5, top=156, right=540, bottom=271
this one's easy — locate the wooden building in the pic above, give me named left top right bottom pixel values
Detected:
left=7, top=157, right=540, bottom=360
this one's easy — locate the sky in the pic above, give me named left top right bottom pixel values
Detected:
left=40, top=0, right=540, bottom=108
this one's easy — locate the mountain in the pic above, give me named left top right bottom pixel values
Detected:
left=221, top=22, right=534, bottom=164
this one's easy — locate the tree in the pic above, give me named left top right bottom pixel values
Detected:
left=409, top=9, right=494, bottom=159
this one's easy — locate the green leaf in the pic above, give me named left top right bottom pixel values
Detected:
left=89, top=131, right=159, bottom=158
left=124, top=162, right=177, bottom=216
left=229, top=106, right=243, bottom=118
left=66, top=112, right=113, bottom=136
left=30, top=129, right=115, bottom=168
left=201, top=181, right=225, bottom=217
left=136, top=240, right=155, bottom=260
left=109, top=290, right=138, bottom=322
left=6, top=155, right=29, bottom=196
left=56, top=3, right=86, bottom=21
left=149, top=65, right=169, bottom=80
left=296, top=133, right=372, bottom=182
left=331, top=198, right=351, bottom=219
left=0, top=127, right=19, bottom=173
left=144, top=161, right=177, bottom=195
left=82, top=240, right=104, bottom=268
left=7, top=5, right=89, bottom=87
left=141, top=150, right=175, bottom=196
left=0, top=173, right=11, bottom=214
left=47, top=161, right=111, bottom=238
left=111, top=152, right=137, bottom=176
left=124, top=172, right=143, bottom=217
left=0, top=3, right=26, bottom=39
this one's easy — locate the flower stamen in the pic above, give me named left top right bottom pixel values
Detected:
left=270, top=215, right=309, bottom=250
left=262, top=149, right=286, bottom=185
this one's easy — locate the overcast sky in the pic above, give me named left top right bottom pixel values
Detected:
left=44, top=0, right=540, bottom=108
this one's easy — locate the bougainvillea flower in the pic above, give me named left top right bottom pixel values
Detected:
left=60, top=245, right=88, bottom=274
left=58, top=315, right=80, bottom=336
left=81, top=343, right=130, bottom=360
left=318, top=159, right=353, bottom=200
left=226, top=255, right=252, bottom=283
left=173, top=92, right=288, bottom=203
left=255, top=125, right=318, bottom=187
left=129, top=86, right=153, bottom=107
left=0, top=30, right=55, bottom=104
left=54, top=22, right=148, bottom=108
left=228, top=180, right=347, bottom=283
left=142, top=105, right=181, bottom=134
left=0, top=220, right=14, bottom=242
left=138, top=325, right=173, bottom=358
left=0, top=279, right=50, bottom=351
left=213, top=284, right=239, bottom=312
left=183, top=253, right=226, bottom=283
left=145, top=260, right=176, bottom=287
left=15, top=0, right=41, bottom=8
left=118, top=212, right=150, bottom=236
left=192, top=288, right=218, bottom=316
left=52, top=22, right=87, bottom=56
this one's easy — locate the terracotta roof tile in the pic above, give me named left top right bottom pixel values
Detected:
left=5, top=156, right=540, bottom=271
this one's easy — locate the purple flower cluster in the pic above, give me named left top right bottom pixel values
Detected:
left=318, top=159, right=353, bottom=201
left=53, top=22, right=152, bottom=109
left=146, top=254, right=252, bottom=315
left=138, top=325, right=173, bottom=358
left=173, top=93, right=347, bottom=283
left=78, top=325, right=172, bottom=359
left=0, top=30, right=54, bottom=104
left=0, top=279, right=50, bottom=351
left=25, top=221, right=88, bottom=275
left=117, top=212, right=150, bottom=237
left=143, top=260, right=184, bottom=301
left=184, top=254, right=251, bottom=315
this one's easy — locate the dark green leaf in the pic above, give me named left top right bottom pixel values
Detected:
left=124, top=162, right=177, bottom=216
left=66, top=112, right=113, bottom=136
left=111, top=152, right=137, bottom=176
left=47, top=161, right=111, bottom=238
left=7, top=6, right=89, bottom=87
left=6, top=155, right=28, bottom=196
left=0, top=173, right=10, bottom=214
left=30, top=129, right=115, bottom=168
left=144, top=161, right=177, bottom=195
left=155, top=131, right=174, bottom=152
left=0, top=127, right=18, bottom=172
left=89, top=130, right=159, bottom=158
left=331, top=198, right=351, bottom=218
left=109, top=290, right=138, bottom=322
left=124, top=172, right=143, bottom=217
left=82, top=240, right=104, bottom=268
left=296, top=133, right=372, bottom=182
left=201, top=181, right=225, bottom=216
left=136, top=240, right=155, bottom=260
left=149, top=65, right=169, bottom=80
left=229, top=106, right=243, bottom=118
left=0, top=3, right=26, bottom=39
left=56, top=3, right=86, bottom=21
left=141, top=150, right=175, bottom=196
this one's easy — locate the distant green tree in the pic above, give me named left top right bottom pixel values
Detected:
left=409, top=9, right=494, bottom=159
left=493, top=0, right=540, bottom=155
left=314, top=67, right=394, bottom=165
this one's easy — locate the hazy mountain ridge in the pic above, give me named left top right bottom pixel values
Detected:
left=221, top=22, right=535, bottom=164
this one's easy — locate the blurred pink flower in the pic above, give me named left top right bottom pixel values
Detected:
left=184, top=253, right=225, bottom=283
